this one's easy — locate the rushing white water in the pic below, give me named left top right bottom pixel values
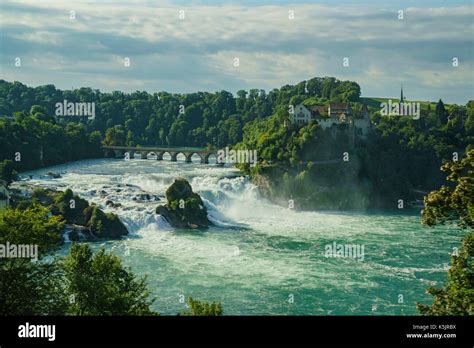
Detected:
left=15, top=157, right=462, bottom=315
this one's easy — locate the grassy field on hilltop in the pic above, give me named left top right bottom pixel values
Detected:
left=361, top=97, right=440, bottom=111
left=300, top=96, right=442, bottom=112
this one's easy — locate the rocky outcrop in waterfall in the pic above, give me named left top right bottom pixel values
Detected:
left=14, top=187, right=129, bottom=240
left=156, top=179, right=209, bottom=229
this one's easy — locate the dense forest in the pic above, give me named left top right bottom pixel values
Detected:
left=237, top=97, right=473, bottom=209
left=0, top=77, right=360, bottom=167
left=0, top=77, right=473, bottom=209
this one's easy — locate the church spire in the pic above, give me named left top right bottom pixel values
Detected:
left=400, top=86, right=404, bottom=103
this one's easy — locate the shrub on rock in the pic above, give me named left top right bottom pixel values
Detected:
left=156, top=179, right=209, bottom=229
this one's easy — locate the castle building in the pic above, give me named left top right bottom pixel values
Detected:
left=291, top=102, right=371, bottom=136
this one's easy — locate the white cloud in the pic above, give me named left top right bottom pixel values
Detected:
left=0, top=1, right=472, bottom=103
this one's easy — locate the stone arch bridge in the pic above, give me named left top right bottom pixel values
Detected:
left=102, top=146, right=218, bottom=164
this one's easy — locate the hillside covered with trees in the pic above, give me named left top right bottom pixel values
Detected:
left=1, top=77, right=473, bottom=209
left=237, top=98, right=473, bottom=209
left=0, top=77, right=360, bottom=168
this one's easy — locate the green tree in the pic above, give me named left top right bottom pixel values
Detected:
left=103, top=126, right=126, bottom=146
left=30, top=105, right=55, bottom=123
left=0, top=160, right=17, bottom=185
left=422, top=150, right=473, bottom=228
left=52, top=188, right=89, bottom=225
left=0, top=204, right=64, bottom=252
left=436, top=99, right=448, bottom=124
left=418, top=150, right=474, bottom=315
left=0, top=205, right=67, bottom=315
left=416, top=232, right=473, bottom=315
left=126, top=130, right=135, bottom=147
left=179, top=297, right=223, bottom=316
left=88, top=130, right=103, bottom=157
left=306, top=77, right=323, bottom=97
left=0, top=259, right=67, bottom=315
left=63, top=243, right=157, bottom=315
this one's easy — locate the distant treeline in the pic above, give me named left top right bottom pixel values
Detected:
left=0, top=77, right=360, bottom=169
left=1, top=78, right=473, bottom=210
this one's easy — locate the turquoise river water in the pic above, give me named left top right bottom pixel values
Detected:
left=16, top=156, right=463, bottom=315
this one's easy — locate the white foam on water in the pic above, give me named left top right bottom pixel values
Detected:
left=14, top=158, right=461, bottom=315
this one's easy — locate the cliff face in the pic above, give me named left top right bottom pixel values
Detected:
left=250, top=172, right=274, bottom=200
left=248, top=164, right=372, bottom=211
left=156, top=179, right=209, bottom=229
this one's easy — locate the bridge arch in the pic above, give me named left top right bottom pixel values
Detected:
left=131, top=151, right=142, bottom=159
left=185, top=152, right=203, bottom=163
left=138, top=151, right=148, bottom=159
left=146, top=152, right=158, bottom=159
left=104, top=149, right=116, bottom=158
left=201, top=152, right=217, bottom=164
left=116, top=150, right=126, bottom=159
left=101, top=146, right=217, bottom=164
left=159, top=151, right=171, bottom=160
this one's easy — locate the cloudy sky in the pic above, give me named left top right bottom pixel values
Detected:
left=0, top=0, right=473, bottom=103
